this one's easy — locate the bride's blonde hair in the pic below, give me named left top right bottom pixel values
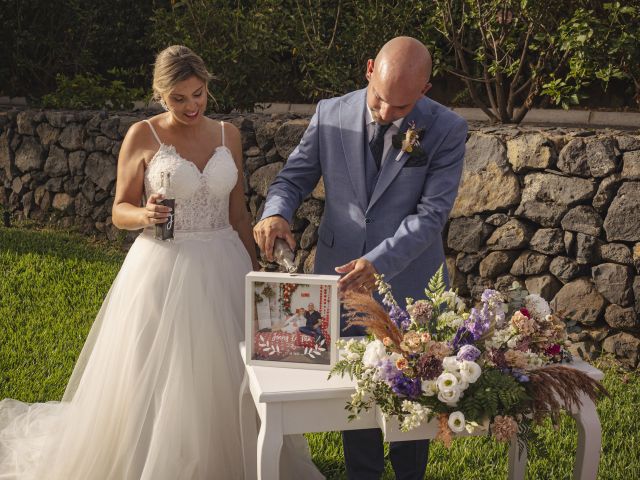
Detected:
left=152, top=45, right=216, bottom=104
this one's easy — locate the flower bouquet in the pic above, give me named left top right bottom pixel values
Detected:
left=330, top=266, right=607, bottom=447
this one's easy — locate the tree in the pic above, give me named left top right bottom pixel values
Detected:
left=432, top=0, right=612, bottom=123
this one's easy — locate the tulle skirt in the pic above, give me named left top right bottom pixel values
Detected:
left=0, top=227, right=323, bottom=480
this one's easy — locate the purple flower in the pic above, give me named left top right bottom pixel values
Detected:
left=377, top=358, right=400, bottom=383
left=389, top=305, right=411, bottom=331
left=390, top=374, right=422, bottom=399
left=456, top=344, right=481, bottom=362
left=481, top=289, right=501, bottom=304
left=508, top=368, right=530, bottom=383
left=465, top=306, right=490, bottom=340
left=416, top=355, right=443, bottom=380
left=451, top=326, right=473, bottom=350
left=479, top=289, right=506, bottom=327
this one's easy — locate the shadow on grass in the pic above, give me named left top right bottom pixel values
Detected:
left=0, top=227, right=125, bottom=263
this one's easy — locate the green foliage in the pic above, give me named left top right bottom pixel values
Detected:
left=425, top=264, right=446, bottom=301
left=2, top=0, right=638, bottom=116
left=40, top=72, right=146, bottom=110
left=458, top=369, right=530, bottom=423
left=430, top=0, right=638, bottom=122
left=590, top=1, right=640, bottom=106
left=0, top=0, right=154, bottom=99
left=0, top=227, right=124, bottom=401
left=149, top=0, right=297, bottom=112
left=288, top=1, right=439, bottom=101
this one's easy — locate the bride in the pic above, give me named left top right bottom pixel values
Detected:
left=0, top=45, right=323, bottom=479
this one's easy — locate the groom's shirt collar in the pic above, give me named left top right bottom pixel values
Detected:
left=365, top=106, right=404, bottom=166
left=365, top=105, right=404, bottom=130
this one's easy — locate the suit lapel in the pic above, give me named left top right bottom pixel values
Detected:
left=367, top=98, right=436, bottom=211
left=339, top=89, right=368, bottom=211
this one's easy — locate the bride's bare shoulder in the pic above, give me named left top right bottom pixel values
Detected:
left=119, top=117, right=163, bottom=166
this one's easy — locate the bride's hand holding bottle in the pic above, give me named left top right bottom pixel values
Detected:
left=141, top=193, right=172, bottom=227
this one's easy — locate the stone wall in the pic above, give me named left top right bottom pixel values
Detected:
left=1, top=108, right=639, bottom=366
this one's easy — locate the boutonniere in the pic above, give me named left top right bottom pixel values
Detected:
left=391, top=121, right=425, bottom=160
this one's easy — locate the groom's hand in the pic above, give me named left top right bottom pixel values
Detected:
left=253, top=215, right=296, bottom=262
left=335, top=258, right=378, bottom=294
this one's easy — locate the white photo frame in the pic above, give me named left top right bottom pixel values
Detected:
left=245, top=271, right=340, bottom=370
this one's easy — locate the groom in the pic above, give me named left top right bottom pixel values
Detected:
left=254, top=37, right=467, bottom=480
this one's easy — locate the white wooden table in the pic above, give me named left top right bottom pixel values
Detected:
left=239, top=342, right=603, bottom=480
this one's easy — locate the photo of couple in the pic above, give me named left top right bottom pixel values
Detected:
left=276, top=304, right=323, bottom=339
left=251, top=280, right=332, bottom=366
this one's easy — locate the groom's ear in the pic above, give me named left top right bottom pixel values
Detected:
left=365, top=59, right=375, bottom=81
left=421, top=82, right=433, bottom=96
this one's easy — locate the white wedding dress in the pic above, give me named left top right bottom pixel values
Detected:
left=0, top=121, right=324, bottom=480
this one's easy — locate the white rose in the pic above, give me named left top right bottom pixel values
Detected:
left=459, top=360, right=482, bottom=383
left=437, top=388, right=461, bottom=405
left=456, top=378, right=470, bottom=392
left=421, top=380, right=438, bottom=396
left=442, top=356, right=459, bottom=373
left=436, top=372, right=459, bottom=392
left=362, top=340, right=386, bottom=367
left=448, top=411, right=466, bottom=433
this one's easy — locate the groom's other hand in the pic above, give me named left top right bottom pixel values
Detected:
left=335, top=258, right=377, bottom=294
left=253, top=215, right=296, bottom=262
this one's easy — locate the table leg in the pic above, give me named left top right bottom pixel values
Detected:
left=571, top=394, right=601, bottom=480
left=257, top=402, right=283, bottom=480
left=239, top=373, right=258, bottom=480
left=507, top=436, right=527, bottom=480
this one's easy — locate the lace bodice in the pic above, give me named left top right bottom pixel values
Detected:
left=143, top=121, right=238, bottom=232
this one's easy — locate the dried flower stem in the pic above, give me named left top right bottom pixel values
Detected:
left=526, top=366, right=609, bottom=423
left=343, top=292, right=404, bottom=353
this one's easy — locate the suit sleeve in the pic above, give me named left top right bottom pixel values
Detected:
left=363, top=116, right=468, bottom=280
left=260, top=102, right=323, bottom=223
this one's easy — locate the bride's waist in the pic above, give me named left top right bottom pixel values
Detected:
left=141, top=225, right=235, bottom=241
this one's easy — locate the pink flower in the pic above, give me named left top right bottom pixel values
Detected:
left=396, top=357, right=409, bottom=370
left=519, top=307, right=530, bottom=318
left=545, top=344, right=561, bottom=356
left=511, top=311, right=537, bottom=336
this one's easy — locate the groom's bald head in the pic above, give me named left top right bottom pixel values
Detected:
left=366, top=37, right=432, bottom=124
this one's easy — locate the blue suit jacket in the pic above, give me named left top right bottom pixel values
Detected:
left=262, top=88, right=467, bottom=318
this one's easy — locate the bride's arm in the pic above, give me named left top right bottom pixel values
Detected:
left=226, top=123, right=260, bottom=270
left=112, top=122, right=171, bottom=230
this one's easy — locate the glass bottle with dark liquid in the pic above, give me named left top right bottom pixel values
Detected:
left=155, top=171, right=175, bottom=241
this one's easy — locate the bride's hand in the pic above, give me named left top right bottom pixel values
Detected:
left=141, top=194, right=172, bottom=227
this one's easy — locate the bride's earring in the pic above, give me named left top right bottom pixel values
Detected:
left=159, top=98, right=169, bottom=112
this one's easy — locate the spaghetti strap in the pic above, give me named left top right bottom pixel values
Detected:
left=143, top=119, right=162, bottom=146
left=220, top=121, right=225, bottom=147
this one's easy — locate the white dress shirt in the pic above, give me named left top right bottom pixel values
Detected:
left=365, top=106, right=405, bottom=166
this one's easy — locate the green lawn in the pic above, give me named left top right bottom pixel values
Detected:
left=1, top=226, right=638, bottom=479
